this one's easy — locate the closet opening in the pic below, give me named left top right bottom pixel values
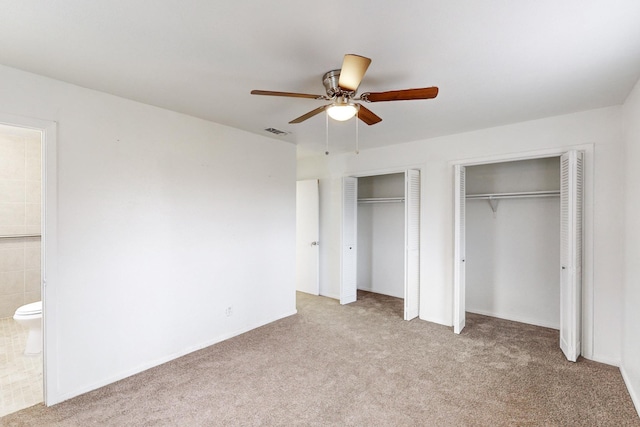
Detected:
left=467, top=158, right=561, bottom=328
left=357, top=173, right=405, bottom=316
left=341, top=170, right=420, bottom=320
left=454, top=151, right=584, bottom=362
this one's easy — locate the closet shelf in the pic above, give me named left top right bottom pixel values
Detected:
left=358, top=197, right=405, bottom=204
left=466, top=190, right=560, bottom=200
left=466, top=190, right=559, bottom=214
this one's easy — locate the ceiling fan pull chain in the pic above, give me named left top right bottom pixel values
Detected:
left=355, top=107, right=359, bottom=154
left=325, top=110, right=330, bottom=155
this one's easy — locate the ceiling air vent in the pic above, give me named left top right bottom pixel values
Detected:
left=264, top=127, right=289, bottom=136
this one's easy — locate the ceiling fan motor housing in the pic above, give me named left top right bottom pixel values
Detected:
left=323, top=70, right=353, bottom=98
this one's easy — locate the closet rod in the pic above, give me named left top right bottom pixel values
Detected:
left=358, top=197, right=405, bottom=204
left=0, top=234, right=41, bottom=240
left=466, top=190, right=560, bottom=200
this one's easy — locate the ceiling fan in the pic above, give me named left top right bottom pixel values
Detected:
left=251, top=54, right=439, bottom=126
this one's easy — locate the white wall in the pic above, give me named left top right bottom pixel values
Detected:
left=298, top=106, right=625, bottom=365
left=466, top=198, right=560, bottom=328
left=357, top=203, right=404, bottom=298
left=622, top=78, right=640, bottom=413
left=465, top=158, right=561, bottom=195
left=0, top=64, right=297, bottom=404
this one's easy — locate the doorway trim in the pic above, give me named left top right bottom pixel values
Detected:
left=450, top=144, right=594, bottom=360
left=0, top=112, right=57, bottom=406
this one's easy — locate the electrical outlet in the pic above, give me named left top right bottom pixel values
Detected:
left=225, top=306, right=232, bottom=317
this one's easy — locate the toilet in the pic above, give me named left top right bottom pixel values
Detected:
left=13, top=301, right=42, bottom=355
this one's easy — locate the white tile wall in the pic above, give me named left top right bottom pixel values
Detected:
left=0, top=246, right=25, bottom=272
left=0, top=205, right=25, bottom=228
left=0, top=137, right=25, bottom=180
left=0, top=181, right=23, bottom=203
left=0, top=128, right=42, bottom=319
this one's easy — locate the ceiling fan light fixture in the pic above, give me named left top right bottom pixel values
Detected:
left=327, top=103, right=358, bottom=121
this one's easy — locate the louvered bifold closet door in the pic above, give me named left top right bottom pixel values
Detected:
left=560, top=150, right=584, bottom=362
left=404, top=169, right=421, bottom=320
left=454, top=165, right=466, bottom=334
left=341, top=177, right=358, bottom=305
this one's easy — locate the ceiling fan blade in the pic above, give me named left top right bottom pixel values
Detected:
left=289, top=105, right=327, bottom=124
left=251, top=90, right=326, bottom=100
left=362, top=87, right=439, bottom=102
left=338, top=54, right=371, bottom=92
left=357, top=104, right=382, bottom=125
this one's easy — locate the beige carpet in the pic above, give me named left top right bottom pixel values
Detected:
left=2, top=291, right=638, bottom=426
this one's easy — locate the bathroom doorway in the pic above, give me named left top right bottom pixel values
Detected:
left=0, top=114, right=55, bottom=415
left=0, top=123, right=43, bottom=415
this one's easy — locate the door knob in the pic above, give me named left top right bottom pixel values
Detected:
left=311, top=241, right=319, bottom=246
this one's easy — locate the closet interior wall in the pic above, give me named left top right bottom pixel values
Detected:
left=466, top=157, right=561, bottom=329
left=357, top=173, right=405, bottom=299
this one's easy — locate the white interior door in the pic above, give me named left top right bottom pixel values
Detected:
left=296, top=179, right=320, bottom=295
left=454, top=164, right=466, bottom=334
left=341, top=177, right=358, bottom=304
left=404, top=170, right=420, bottom=320
left=560, top=150, right=584, bottom=362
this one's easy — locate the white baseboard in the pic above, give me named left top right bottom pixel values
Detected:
left=319, top=291, right=340, bottom=300
left=586, top=353, right=620, bottom=367
left=621, top=366, right=640, bottom=418
left=466, top=308, right=559, bottom=330
left=356, top=286, right=404, bottom=299
left=418, top=314, right=451, bottom=327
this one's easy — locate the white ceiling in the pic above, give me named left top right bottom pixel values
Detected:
left=2, top=1, right=640, bottom=157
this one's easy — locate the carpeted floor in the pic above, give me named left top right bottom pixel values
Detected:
left=2, top=291, right=638, bottom=426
